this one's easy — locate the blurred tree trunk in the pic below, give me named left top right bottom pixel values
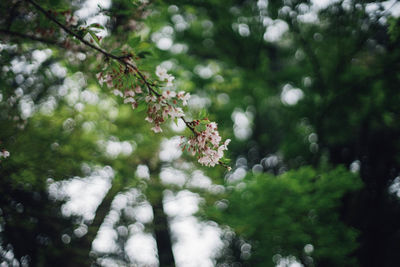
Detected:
left=73, top=177, right=123, bottom=265
left=152, top=195, right=175, bottom=267
left=148, top=172, right=175, bottom=267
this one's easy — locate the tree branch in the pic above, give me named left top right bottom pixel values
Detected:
left=25, top=0, right=197, bottom=135
left=24, top=0, right=232, bottom=169
left=0, top=29, right=60, bottom=46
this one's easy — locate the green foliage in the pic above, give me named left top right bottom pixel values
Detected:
left=205, top=166, right=362, bottom=266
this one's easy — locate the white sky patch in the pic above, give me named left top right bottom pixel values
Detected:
left=187, top=170, right=212, bottom=189
left=97, top=139, right=136, bottom=159
left=132, top=202, right=154, bottom=224
left=19, top=96, right=34, bottom=119
left=136, top=164, right=150, bottom=180
left=164, top=190, right=200, bottom=217
left=164, top=190, right=223, bottom=267
left=311, top=0, right=338, bottom=10
left=75, top=0, right=111, bottom=19
left=188, top=94, right=211, bottom=109
left=160, top=167, right=187, bottom=187
left=366, top=0, right=400, bottom=18
left=170, top=118, right=186, bottom=132
left=232, top=109, right=253, bottom=141
left=126, top=232, right=159, bottom=266
left=275, top=255, right=304, bottom=267
left=226, top=167, right=247, bottom=183
left=194, top=65, right=214, bottom=79
left=152, top=26, right=175, bottom=51
left=281, top=84, right=304, bottom=105
left=238, top=23, right=251, bottom=37
left=264, top=19, right=289, bottom=42
left=159, top=137, right=182, bottom=162
left=48, top=166, right=114, bottom=221
left=92, top=226, right=118, bottom=253
left=389, top=176, right=400, bottom=197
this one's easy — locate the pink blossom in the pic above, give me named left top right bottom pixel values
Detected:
left=145, top=95, right=157, bottom=103
left=113, top=89, right=123, bottom=97
left=124, top=97, right=135, bottom=104
left=166, top=76, right=175, bottom=87
left=135, top=86, right=143, bottom=94
left=155, top=66, right=168, bottom=79
left=124, top=90, right=135, bottom=97
left=162, top=90, right=176, bottom=99
left=155, top=65, right=175, bottom=86
left=181, top=121, right=230, bottom=168
left=177, top=91, right=191, bottom=105
left=151, top=125, right=162, bottom=133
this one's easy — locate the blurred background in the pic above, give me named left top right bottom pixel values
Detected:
left=1, top=0, right=400, bottom=266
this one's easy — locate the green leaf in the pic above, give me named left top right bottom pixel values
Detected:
left=195, top=124, right=206, bottom=132
left=87, top=30, right=100, bottom=45
left=198, top=109, right=209, bottom=119
left=128, top=36, right=141, bottom=48
left=89, top=23, right=104, bottom=30
left=137, top=51, right=152, bottom=59
left=136, top=102, right=147, bottom=112
left=219, top=157, right=231, bottom=164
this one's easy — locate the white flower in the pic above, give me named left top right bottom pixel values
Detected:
left=145, top=116, right=153, bottom=123
left=162, top=90, right=176, bottom=99
left=97, top=73, right=113, bottom=88
left=156, top=66, right=168, bottom=80
left=124, top=90, right=135, bottom=97
left=124, top=97, right=135, bottom=104
left=151, top=125, right=162, bottom=133
left=145, top=95, right=157, bottom=103
left=156, top=65, right=175, bottom=86
left=166, top=75, right=175, bottom=87
left=65, top=14, right=78, bottom=26
left=177, top=91, right=191, bottom=105
left=170, top=107, right=185, bottom=120
left=135, top=86, right=143, bottom=94
left=113, top=90, right=123, bottom=97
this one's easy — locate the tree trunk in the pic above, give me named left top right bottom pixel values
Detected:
left=73, top=177, right=123, bottom=266
left=148, top=173, right=175, bottom=267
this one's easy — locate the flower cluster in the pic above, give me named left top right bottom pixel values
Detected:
left=156, top=66, right=175, bottom=87
left=144, top=91, right=186, bottom=133
left=96, top=63, right=230, bottom=169
left=181, top=121, right=231, bottom=169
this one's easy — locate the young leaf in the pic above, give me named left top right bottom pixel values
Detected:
left=128, top=36, right=141, bottom=48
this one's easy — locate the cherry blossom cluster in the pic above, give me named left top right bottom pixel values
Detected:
left=96, top=65, right=190, bottom=133
left=181, top=121, right=231, bottom=169
left=144, top=91, right=187, bottom=133
left=96, top=63, right=230, bottom=169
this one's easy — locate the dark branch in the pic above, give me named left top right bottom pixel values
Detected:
left=0, top=29, right=60, bottom=46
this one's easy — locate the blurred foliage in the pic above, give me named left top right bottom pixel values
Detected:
left=203, top=166, right=362, bottom=266
left=1, top=0, right=400, bottom=266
